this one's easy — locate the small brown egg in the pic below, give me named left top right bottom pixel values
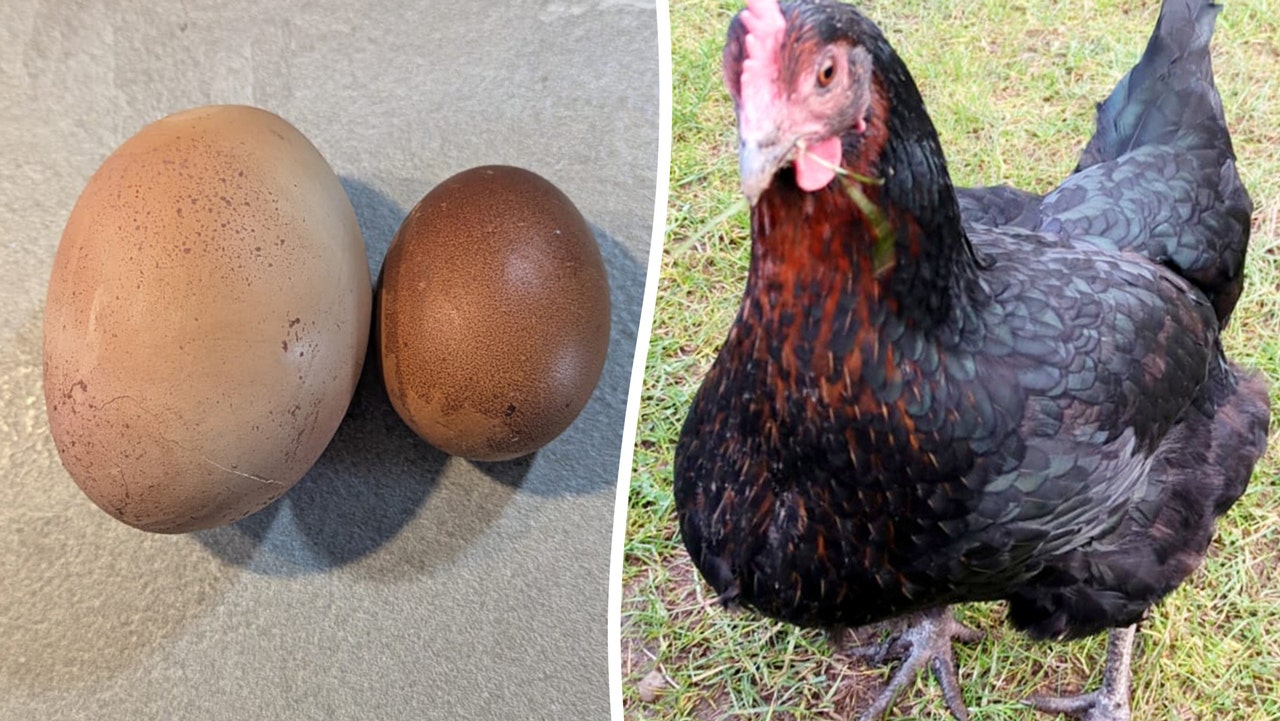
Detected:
left=43, top=105, right=372, bottom=533
left=377, top=165, right=610, bottom=461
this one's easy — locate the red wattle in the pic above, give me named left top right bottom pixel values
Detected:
left=795, top=136, right=843, bottom=192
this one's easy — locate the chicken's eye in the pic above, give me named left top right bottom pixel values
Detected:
left=816, top=58, right=836, bottom=88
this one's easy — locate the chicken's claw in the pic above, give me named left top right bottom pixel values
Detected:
left=1026, top=624, right=1136, bottom=721
left=834, top=605, right=983, bottom=721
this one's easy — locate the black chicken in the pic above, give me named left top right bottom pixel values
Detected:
left=673, top=1, right=1270, bottom=720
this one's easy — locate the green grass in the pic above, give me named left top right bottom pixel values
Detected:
left=623, top=0, right=1280, bottom=719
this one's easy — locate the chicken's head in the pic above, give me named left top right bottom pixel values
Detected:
left=724, top=0, right=883, bottom=205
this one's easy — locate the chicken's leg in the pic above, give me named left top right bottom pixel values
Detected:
left=1025, top=624, right=1136, bottom=721
left=837, top=605, right=983, bottom=721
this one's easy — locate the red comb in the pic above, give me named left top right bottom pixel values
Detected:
left=739, top=0, right=785, bottom=140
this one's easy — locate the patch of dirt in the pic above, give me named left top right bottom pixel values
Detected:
left=620, top=547, right=905, bottom=720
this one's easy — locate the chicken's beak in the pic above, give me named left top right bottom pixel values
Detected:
left=739, top=135, right=792, bottom=207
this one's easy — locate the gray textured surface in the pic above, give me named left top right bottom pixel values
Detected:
left=0, top=1, right=657, bottom=718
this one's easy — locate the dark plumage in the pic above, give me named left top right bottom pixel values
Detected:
left=959, top=0, right=1253, bottom=325
left=674, top=1, right=1269, bottom=719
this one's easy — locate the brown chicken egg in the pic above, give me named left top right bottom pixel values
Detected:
left=43, top=105, right=372, bottom=533
left=377, top=165, right=610, bottom=461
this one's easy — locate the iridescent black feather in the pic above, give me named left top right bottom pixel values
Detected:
left=675, top=0, right=1268, bottom=650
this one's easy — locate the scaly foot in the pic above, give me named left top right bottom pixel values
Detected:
left=834, top=605, right=984, bottom=721
left=1026, top=624, right=1135, bottom=721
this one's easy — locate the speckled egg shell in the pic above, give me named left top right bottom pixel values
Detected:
left=377, top=165, right=610, bottom=461
left=42, top=105, right=372, bottom=533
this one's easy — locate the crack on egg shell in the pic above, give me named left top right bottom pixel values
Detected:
left=89, top=393, right=284, bottom=486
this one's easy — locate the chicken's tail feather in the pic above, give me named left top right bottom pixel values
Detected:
left=1077, top=0, right=1229, bottom=170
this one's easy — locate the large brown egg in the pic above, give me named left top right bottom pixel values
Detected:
left=43, top=105, right=372, bottom=533
left=377, top=166, right=610, bottom=461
